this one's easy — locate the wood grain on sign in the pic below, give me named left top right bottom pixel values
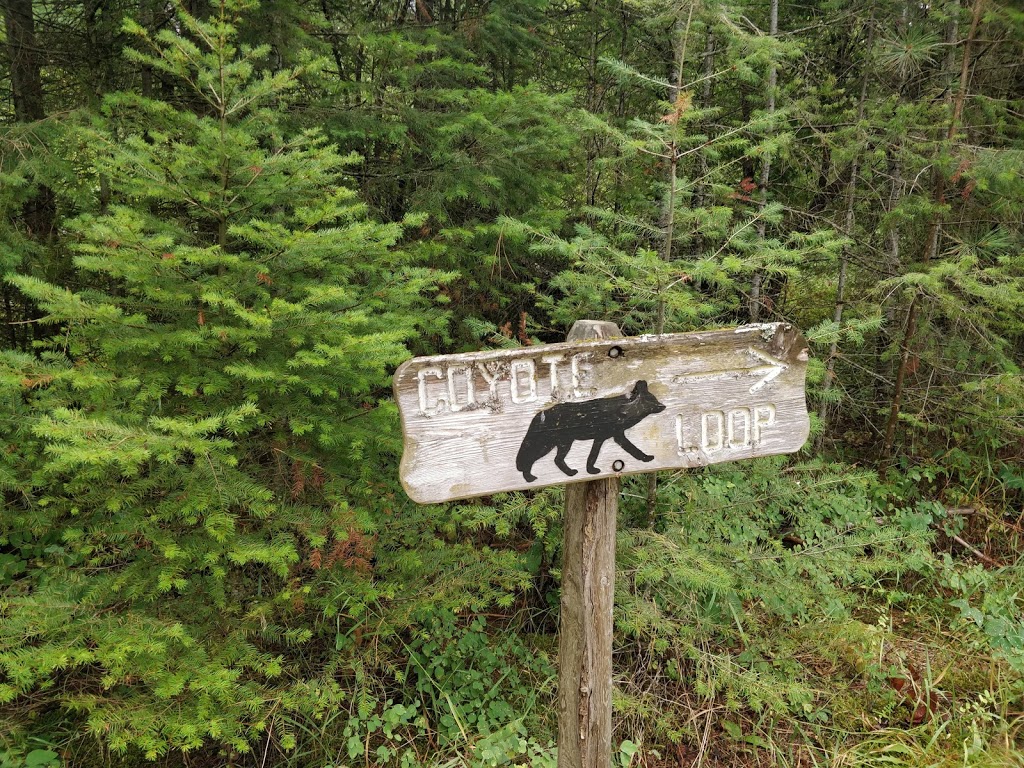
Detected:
left=394, top=323, right=810, bottom=504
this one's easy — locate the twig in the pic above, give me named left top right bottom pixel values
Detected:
left=950, top=533, right=1002, bottom=567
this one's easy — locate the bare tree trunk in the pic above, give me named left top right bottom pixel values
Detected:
left=750, top=0, right=778, bottom=322
left=819, top=21, right=874, bottom=443
left=922, top=0, right=968, bottom=265
left=2, top=0, right=45, bottom=122
left=881, top=0, right=983, bottom=463
left=646, top=3, right=693, bottom=525
left=320, top=0, right=347, bottom=86
left=610, top=3, right=630, bottom=222
left=2, top=0, right=55, bottom=348
left=872, top=4, right=911, bottom=408
left=584, top=0, right=601, bottom=209
left=140, top=0, right=155, bottom=96
left=873, top=148, right=905, bottom=406
left=2, top=0, right=55, bottom=241
left=881, top=293, right=919, bottom=462
left=693, top=26, right=715, bottom=212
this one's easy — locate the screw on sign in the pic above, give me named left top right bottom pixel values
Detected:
left=392, top=321, right=810, bottom=768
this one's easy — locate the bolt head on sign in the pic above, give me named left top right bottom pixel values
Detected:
left=394, top=323, right=810, bottom=504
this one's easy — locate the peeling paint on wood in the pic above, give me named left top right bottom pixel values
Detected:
left=394, top=323, right=810, bottom=504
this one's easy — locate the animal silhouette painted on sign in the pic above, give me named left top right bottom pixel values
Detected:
left=515, top=380, right=666, bottom=482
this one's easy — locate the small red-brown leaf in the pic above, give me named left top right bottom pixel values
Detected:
left=291, top=460, right=305, bottom=500
left=20, top=375, right=54, bottom=389
left=518, top=311, right=532, bottom=346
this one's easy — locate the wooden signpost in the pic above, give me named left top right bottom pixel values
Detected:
left=394, top=322, right=809, bottom=504
left=393, top=321, right=810, bottom=768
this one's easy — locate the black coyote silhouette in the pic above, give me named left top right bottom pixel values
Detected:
left=515, top=380, right=666, bottom=482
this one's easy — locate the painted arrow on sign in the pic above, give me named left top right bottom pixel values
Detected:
left=394, top=323, right=810, bottom=503
left=673, top=347, right=788, bottom=394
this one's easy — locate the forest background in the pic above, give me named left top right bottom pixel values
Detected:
left=1, top=0, right=1023, bottom=766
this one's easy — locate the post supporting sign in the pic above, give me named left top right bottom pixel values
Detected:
left=556, top=320, right=621, bottom=768
left=393, top=321, right=810, bottom=768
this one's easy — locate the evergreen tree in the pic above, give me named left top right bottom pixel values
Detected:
left=0, top=0, right=447, bottom=756
left=307, top=0, right=579, bottom=348
left=523, top=0, right=843, bottom=339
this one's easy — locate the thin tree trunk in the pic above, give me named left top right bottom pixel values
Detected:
left=2, top=0, right=55, bottom=249
left=584, top=0, right=601, bottom=209
left=873, top=4, right=911, bottom=408
left=693, top=26, right=715, bottom=212
left=881, top=293, right=919, bottom=462
left=647, top=4, right=692, bottom=525
left=610, top=3, right=630, bottom=222
left=750, top=0, right=778, bottom=322
left=2, top=0, right=53, bottom=241
left=2, top=0, right=45, bottom=122
left=320, top=0, right=347, bottom=83
left=3, top=288, right=17, bottom=349
left=140, top=0, right=154, bottom=96
left=873, top=149, right=905, bottom=407
left=2, top=0, right=57, bottom=349
left=819, top=21, right=874, bottom=442
left=881, top=0, right=983, bottom=462
left=922, top=1, right=968, bottom=264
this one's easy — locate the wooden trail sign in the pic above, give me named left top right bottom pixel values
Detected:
left=394, top=322, right=810, bottom=504
left=395, top=320, right=811, bottom=768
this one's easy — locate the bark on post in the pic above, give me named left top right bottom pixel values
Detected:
left=558, top=319, right=622, bottom=768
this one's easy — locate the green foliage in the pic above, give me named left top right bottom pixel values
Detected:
left=311, top=1, right=578, bottom=347
left=274, top=610, right=555, bottom=768
left=943, top=556, right=1024, bottom=676
left=613, top=459, right=937, bottom=741
left=405, top=611, right=553, bottom=747
left=2, top=0, right=1024, bottom=764
left=0, top=747, right=61, bottom=768
left=0, top=0, right=447, bottom=759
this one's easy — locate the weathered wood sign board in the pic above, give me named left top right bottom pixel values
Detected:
left=394, top=323, right=809, bottom=504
